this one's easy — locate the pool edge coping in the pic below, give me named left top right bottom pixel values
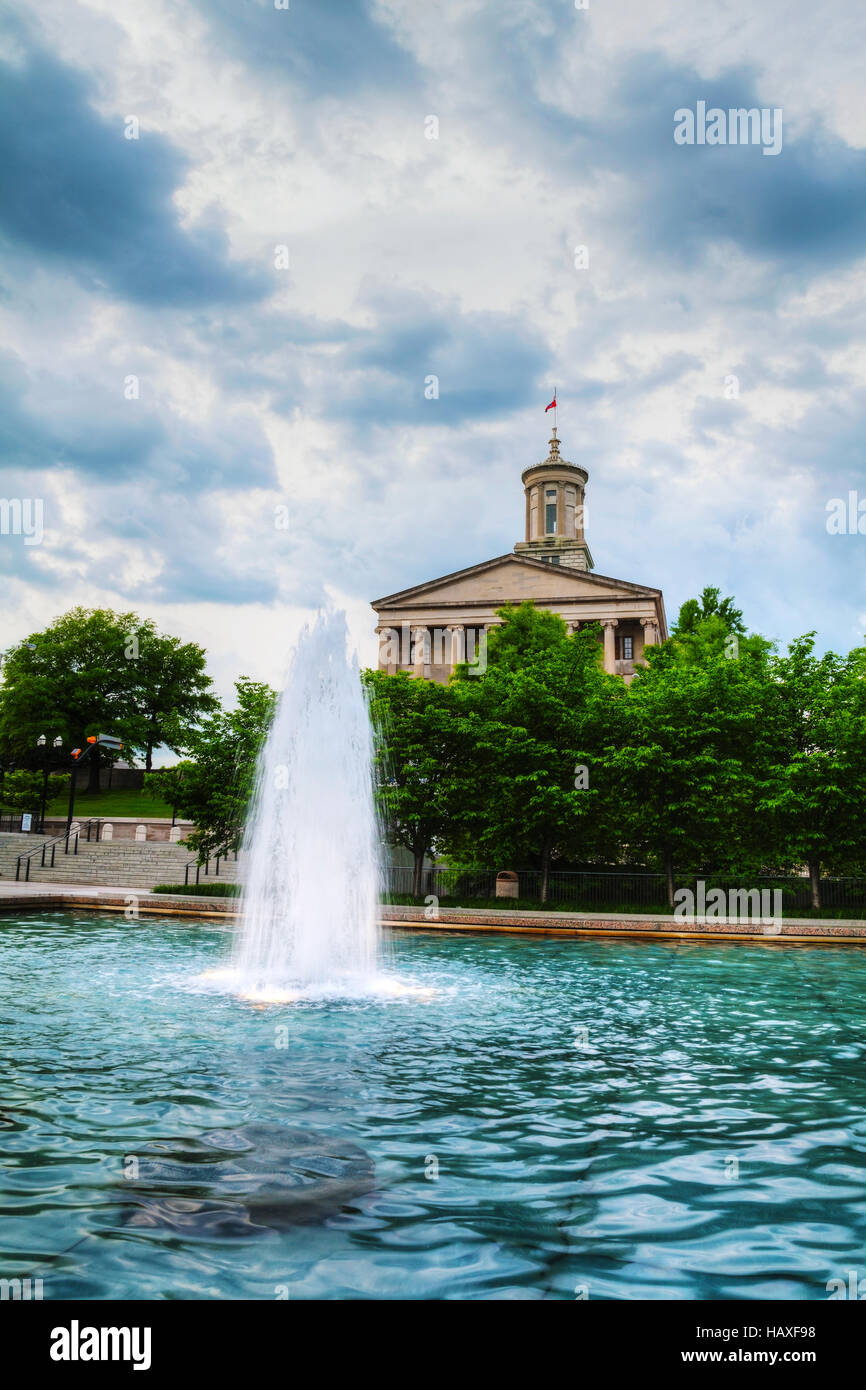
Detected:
left=2, top=887, right=866, bottom=943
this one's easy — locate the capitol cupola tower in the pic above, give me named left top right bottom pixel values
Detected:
left=372, top=398, right=667, bottom=683
left=514, top=428, right=594, bottom=571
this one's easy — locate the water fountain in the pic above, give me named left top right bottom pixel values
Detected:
left=231, top=610, right=382, bottom=1001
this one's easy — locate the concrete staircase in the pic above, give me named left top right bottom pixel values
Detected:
left=0, top=832, right=244, bottom=890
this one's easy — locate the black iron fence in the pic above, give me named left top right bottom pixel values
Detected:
left=382, top=867, right=866, bottom=912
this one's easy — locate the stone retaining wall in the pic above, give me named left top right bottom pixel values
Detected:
left=1, top=889, right=866, bottom=942
left=382, top=904, right=866, bottom=942
left=40, top=816, right=194, bottom=842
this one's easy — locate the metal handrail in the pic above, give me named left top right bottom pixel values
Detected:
left=15, top=818, right=102, bottom=881
left=182, top=848, right=237, bottom=886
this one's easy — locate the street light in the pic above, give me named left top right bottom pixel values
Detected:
left=36, top=734, right=62, bottom=834
left=66, top=734, right=122, bottom=835
left=36, top=735, right=47, bottom=832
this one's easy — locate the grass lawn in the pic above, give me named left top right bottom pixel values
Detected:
left=45, top=788, right=176, bottom=820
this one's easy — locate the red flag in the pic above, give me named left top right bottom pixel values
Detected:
left=545, top=396, right=556, bottom=412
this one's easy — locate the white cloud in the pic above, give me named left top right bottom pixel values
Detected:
left=1, top=0, right=866, bottom=697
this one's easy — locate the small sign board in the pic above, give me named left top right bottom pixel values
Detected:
left=21, top=812, right=32, bottom=831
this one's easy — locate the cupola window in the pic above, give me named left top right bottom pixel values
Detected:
left=545, top=488, right=557, bottom=535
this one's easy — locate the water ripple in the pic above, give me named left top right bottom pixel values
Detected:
left=1, top=912, right=865, bottom=1299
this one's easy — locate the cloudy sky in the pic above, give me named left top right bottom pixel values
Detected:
left=2, top=0, right=866, bottom=705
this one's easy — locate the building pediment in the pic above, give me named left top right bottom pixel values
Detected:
left=370, top=425, right=668, bottom=679
left=372, top=553, right=662, bottom=609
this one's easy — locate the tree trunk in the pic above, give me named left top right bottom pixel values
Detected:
left=540, top=834, right=552, bottom=904
left=808, top=860, right=821, bottom=910
left=664, top=848, right=675, bottom=909
left=145, top=744, right=153, bottom=772
left=412, top=844, right=425, bottom=900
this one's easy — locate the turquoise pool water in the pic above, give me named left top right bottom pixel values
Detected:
left=1, top=911, right=865, bottom=1300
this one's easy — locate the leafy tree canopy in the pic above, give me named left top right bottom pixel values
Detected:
left=0, top=768, right=66, bottom=814
left=0, top=608, right=217, bottom=791
left=665, top=586, right=772, bottom=666
left=673, top=586, right=746, bottom=637
left=444, top=603, right=623, bottom=897
left=363, top=669, right=463, bottom=896
left=147, top=678, right=277, bottom=860
left=758, top=633, right=866, bottom=902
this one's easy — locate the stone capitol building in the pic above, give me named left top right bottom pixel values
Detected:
left=371, top=428, right=667, bottom=681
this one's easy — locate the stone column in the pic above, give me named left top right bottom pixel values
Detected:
left=601, top=619, right=618, bottom=674
left=411, top=626, right=428, bottom=678
left=376, top=626, right=398, bottom=674
left=575, top=487, right=585, bottom=540
left=640, top=617, right=657, bottom=650
left=556, top=483, right=565, bottom=537
left=447, top=624, right=465, bottom=667
left=480, top=623, right=499, bottom=662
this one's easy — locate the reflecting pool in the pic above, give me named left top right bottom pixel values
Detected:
left=1, top=911, right=865, bottom=1300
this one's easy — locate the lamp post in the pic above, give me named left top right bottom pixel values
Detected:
left=65, top=734, right=123, bottom=836
left=66, top=748, right=82, bottom=838
left=36, top=735, right=63, bottom=834
left=36, top=735, right=46, bottom=832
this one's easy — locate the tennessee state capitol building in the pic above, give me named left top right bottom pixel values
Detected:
left=371, top=425, right=667, bottom=681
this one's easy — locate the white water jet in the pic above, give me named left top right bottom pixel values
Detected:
left=231, top=611, right=381, bottom=998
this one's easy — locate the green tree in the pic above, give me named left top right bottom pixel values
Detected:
left=0, top=608, right=216, bottom=791
left=667, top=586, right=771, bottom=666
left=760, top=635, right=866, bottom=907
left=0, top=769, right=65, bottom=814
left=444, top=603, right=623, bottom=900
left=149, top=679, right=277, bottom=861
left=609, top=647, right=775, bottom=904
left=673, top=585, right=745, bottom=638
left=125, top=629, right=218, bottom=770
left=364, top=669, right=463, bottom=897
left=143, top=760, right=196, bottom=820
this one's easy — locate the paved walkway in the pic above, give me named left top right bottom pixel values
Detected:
left=0, top=881, right=107, bottom=897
